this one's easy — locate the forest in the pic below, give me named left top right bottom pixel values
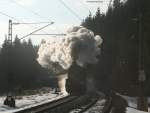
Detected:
left=0, top=0, right=150, bottom=96
left=82, top=0, right=150, bottom=95
left=0, top=37, right=56, bottom=94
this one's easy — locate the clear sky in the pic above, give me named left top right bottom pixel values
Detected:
left=0, top=0, right=111, bottom=45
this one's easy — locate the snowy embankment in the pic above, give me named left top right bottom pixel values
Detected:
left=0, top=89, right=68, bottom=113
left=126, top=107, right=149, bottom=113
left=83, top=92, right=150, bottom=113
left=118, top=94, right=150, bottom=113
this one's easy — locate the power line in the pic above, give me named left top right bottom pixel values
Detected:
left=86, top=0, right=103, bottom=3
left=31, top=33, right=66, bottom=36
left=2, top=0, right=92, bottom=40
left=78, top=0, right=113, bottom=15
left=78, top=0, right=91, bottom=12
left=58, top=0, right=82, bottom=21
left=9, top=0, right=64, bottom=34
left=0, top=9, right=64, bottom=43
left=9, top=0, right=45, bottom=19
left=0, top=10, right=55, bottom=41
left=0, top=10, right=51, bottom=34
left=86, top=0, right=113, bottom=11
left=8, top=0, right=54, bottom=34
left=19, top=22, right=54, bottom=40
left=13, top=22, right=53, bottom=25
left=86, top=0, right=111, bottom=3
left=0, top=11, right=19, bottom=21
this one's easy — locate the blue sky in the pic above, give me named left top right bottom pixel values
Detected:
left=0, top=0, right=111, bottom=45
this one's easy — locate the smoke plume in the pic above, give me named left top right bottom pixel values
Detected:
left=37, top=26, right=103, bottom=94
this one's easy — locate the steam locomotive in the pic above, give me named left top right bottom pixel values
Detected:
left=66, top=63, right=87, bottom=95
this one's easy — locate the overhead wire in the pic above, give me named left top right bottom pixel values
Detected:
left=76, top=0, right=113, bottom=17
left=78, top=0, right=91, bottom=12
left=58, top=0, right=82, bottom=21
left=8, top=0, right=54, bottom=35
left=19, top=22, right=54, bottom=40
left=9, top=0, right=64, bottom=34
left=9, top=0, right=111, bottom=33
left=78, top=0, right=110, bottom=13
left=1, top=0, right=112, bottom=40
left=9, top=0, right=44, bottom=18
left=86, top=0, right=113, bottom=11
left=0, top=11, right=19, bottom=22
left=0, top=10, right=55, bottom=41
left=13, top=22, right=53, bottom=25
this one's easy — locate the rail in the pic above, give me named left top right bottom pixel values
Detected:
left=14, top=93, right=100, bottom=113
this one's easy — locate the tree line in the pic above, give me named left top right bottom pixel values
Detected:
left=81, top=0, right=150, bottom=95
left=0, top=0, right=150, bottom=96
left=0, top=37, right=56, bottom=94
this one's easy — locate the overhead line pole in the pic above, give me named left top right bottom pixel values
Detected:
left=8, top=20, right=13, bottom=44
left=137, top=0, right=148, bottom=111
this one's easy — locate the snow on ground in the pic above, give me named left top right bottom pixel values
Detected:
left=119, top=94, right=137, bottom=108
left=0, top=89, right=68, bottom=113
left=83, top=97, right=150, bottom=113
left=1, top=89, right=149, bottom=113
left=126, top=107, right=148, bottom=113
left=117, top=93, right=150, bottom=113
left=83, top=92, right=150, bottom=113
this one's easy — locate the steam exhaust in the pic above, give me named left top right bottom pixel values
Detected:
left=37, top=26, right=103, bottom=95
left=57, top=73, right=68, bottom=95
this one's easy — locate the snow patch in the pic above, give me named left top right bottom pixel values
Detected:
left=0, top=91, right=68, bottom=113
left=126, top=107, right=149, bottom=113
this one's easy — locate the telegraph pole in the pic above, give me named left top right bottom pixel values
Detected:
left=137, top=0, right=148, bottom=111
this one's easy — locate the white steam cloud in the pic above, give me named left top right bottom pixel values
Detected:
left=37, top=26, right=103, bottom=95
left=37, top=26, right=103, bottom=72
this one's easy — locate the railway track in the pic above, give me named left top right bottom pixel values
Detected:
left=102, top=91, right=128, bottom=113
left=14, top=93, right=99, bottom=113
left=69, top=93, right=100, bottom=113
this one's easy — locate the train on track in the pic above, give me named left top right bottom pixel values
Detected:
left=66, top=63, right=95, bottom=95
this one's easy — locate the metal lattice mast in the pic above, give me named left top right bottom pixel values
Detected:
left=8, top=20, right=12, bottom=44
left=137, top=0, right=148, bottom=111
